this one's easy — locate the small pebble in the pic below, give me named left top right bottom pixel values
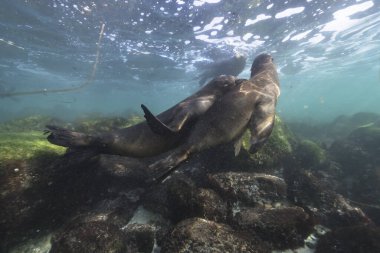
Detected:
left=14, top=168, right=19, bottom=172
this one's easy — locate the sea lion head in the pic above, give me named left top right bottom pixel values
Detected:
left=250, top=53, right=274, bottom=78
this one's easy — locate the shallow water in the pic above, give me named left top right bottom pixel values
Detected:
left=1, top=0, right=380, bottom=252
left=0, top=0, right=379, bottom=122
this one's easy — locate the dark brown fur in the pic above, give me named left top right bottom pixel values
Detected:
left=148, top=54, right=280, bottom=180
left=46, top=75, right=239, bottom=157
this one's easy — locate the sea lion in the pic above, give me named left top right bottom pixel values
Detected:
left=196, top=53, right=247, bottom=86
left=45, top=75, right=240, bottom=157
left=148, top=53, right=280, bottom=181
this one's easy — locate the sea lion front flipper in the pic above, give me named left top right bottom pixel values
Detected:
left=233, top=135, right=244, bottom=156
left=141, top=104, right=177, bottom=136
left=248, top=101, right=276, bottom=153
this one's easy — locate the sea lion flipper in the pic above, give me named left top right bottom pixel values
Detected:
left=147, top=147, right=189, bottom=183
left=248, top=106, right=276, bottom=154
left=233, top=135, right=244, bottom=156
left=141, top=104, right=177, bottom=136
left=45, top=125, right=93, bottom=147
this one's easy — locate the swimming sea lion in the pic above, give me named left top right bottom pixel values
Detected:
left=148, top=53, right=280, bottom=181
left=45, top=75, right=240, bottom=157
left=196, top=53, right=247, bottom=86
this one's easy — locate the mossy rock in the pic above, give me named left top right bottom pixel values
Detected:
left=295, top=140, right=327, bottom=169
left=0, top=131, right=66, bottom=162
left=348, top=124, right=380, bottom=150
left=241, top=116, right=295, bottom=168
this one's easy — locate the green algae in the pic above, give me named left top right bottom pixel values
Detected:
left=296, top=139, right=327, bottom=168
left=241, top=116, right=295, bottom=167
left=0, top=114, right=145, bottom=163
left=0, top=131, right=66, bottom=162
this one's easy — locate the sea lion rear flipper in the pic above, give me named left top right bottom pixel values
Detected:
left=146, top=148, right=189, bottom=183
left=45, top=125, right=92, bottom=148
left=141, top=104, right=177, bottom=136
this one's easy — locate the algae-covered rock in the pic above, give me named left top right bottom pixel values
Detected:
left=208, top=172, right=287, bottom=206
left=330, top=123, right=380, bottom=177
left=284, top=167, right=371, bottom=228
left=329, top=124, right=380, bottom=213
left=166, top=176, right=227, bottom=222
left=295, top=139, right=328, bottom=169
left=328, top=112, right=380, bottom=139
left=161, top=218, right=270, bottom=253
left=50, top=220, right=129, bottom=253
left=233, top=206, right=313, bottom=250
left=240, top=116, right=295, bottom=168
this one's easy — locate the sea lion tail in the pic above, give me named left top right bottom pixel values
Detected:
left=44, top=125, right=93, bottom=148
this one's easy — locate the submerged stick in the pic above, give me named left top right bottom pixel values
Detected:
left=0, top=23, right=105, bottom=98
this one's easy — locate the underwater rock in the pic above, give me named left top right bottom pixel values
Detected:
left=0, top=148, right=143, bottom=251
left=208, top=172, right=287, bottom=206
left=50, top=220, right=129, bottom=253
left=50, top=198, right=156, bottom=252
left=328, top=112, right=380, bottom=139
left=122, top=223, right=156, bottom=253
left=160, top=217, right=270, bottom=253
left=142, top=173, right=190, bottom=218
left=85, top=196, right=139, bottom=228
left=166, top=175, right=227, bottom=222
left=126, top=205, right=173, bottom=251
left=95, top=154, right=150, bottom=185
left=232, top=206, right=313, bottom=250
left=287, top=112, right=380, bottom=146
left=284, top=167, right=371, bottom=228
left=330, top=124, right=380, bottom=174
left=295, top=139, right=328, bottom=169
left=329, top=124, right=380, bottom=210
left=315, top=225, right=380, bottom=253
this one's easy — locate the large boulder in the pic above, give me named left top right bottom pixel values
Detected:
left=160, top=218, right=270, bottom=253
left=329, top=124, right=380, bottom=218
left=166, top=176, right=227, bottom=222
left=50, top=220, right=129, bottom=253
left=284, top=167, right=371, bottom=228
left=208, top=172, right=287, bottom=207
left=232, top=206, right=313, bottom=250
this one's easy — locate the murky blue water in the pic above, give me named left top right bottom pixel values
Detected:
left=1, top=0, right=379, bottom=122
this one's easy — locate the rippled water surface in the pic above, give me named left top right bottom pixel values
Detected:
left=0, top=0, right=379, bottom=122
